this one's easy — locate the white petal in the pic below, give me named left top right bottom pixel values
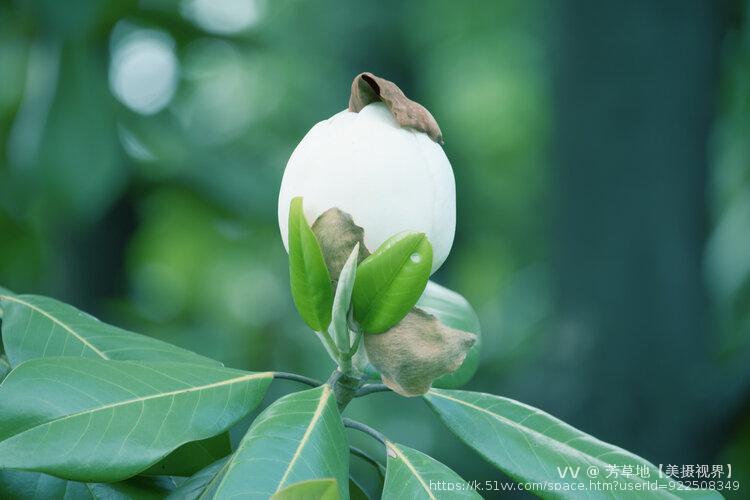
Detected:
left=278, top=102, right=455, bottom=274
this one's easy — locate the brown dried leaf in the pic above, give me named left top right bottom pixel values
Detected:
left=312, top=208, right=370, bottom=281
left=364, top=308, right=476, bottom=397
left=348, top=72, right=444, bottom=144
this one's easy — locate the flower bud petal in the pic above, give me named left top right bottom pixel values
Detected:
left=278, top=101, right=456, bottom=274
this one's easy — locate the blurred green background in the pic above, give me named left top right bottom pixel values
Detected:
left=0, top=0, right=749, bottom=497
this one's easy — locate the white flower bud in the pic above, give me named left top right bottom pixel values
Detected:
left=278, top=101, right=456, bottom=274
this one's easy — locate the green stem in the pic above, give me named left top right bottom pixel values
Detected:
left=355, top=383, right=391, bottom=397
left=316, top=329, right=339, bottom=363
left=327, top=370, right=364, bottom=410
left=272, top=372, right=322, bottom=387
left=343, top=418, right=388, bottom=447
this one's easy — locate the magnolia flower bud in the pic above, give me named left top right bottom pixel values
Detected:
left=278, top=74, right=456, bottom=274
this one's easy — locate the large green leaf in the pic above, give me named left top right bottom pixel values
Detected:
left=271, top=478, right=341, bottom=500
left=0, top=294, right=219, bottom=368
left=0, top=293, right=229, bottom=476
left=288, top=197, right=334, bottom=332
left=141, top=433, right=231, bottom=477
left=424, top=389, right=722, bottom=499
left=417, top=282, right=482, bottom=389
left=180, top=385, right=349, bottom=499
left=0, top=358, right=272, bottom=482
left=384, top=442, right=480, bottom=499
left=352, top=232, right=432, bottom=333
left=0, top=470, right=176, bottom=500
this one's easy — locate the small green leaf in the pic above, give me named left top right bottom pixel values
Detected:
left=384, top=442, right=480, bottom=499
left=352, top=232, right=432, bottom=333
left=0, top=470, right=176, bottom=500
left=424, top=389, right=722, bottom=499
left=0, top=358, right=272, bottom=482
left=183, top=386, right=349, bottom=499
left=417, top=282, right=482, bottom=389
left=271, top=478, right=341, bottom=500
left=289, top=197, right=334, bottom=331
left=0, top=294, right=219, bottom=368
left=330, top=243, right=359, bottom=354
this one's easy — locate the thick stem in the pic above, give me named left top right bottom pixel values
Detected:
left=327, top=369, right=365, bottom=411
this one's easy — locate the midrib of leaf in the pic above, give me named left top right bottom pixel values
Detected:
left=275, top=385, right=332, bottom=492
left=3, top=371, right=273, bottom=444
left=428, top=391, right=679, bottom=493
left=387, top=442, right=436, bottom=500
left=0, top=295, right=109, bottom=359
left=213, top=385, right=334, bottom=497
left=359, top=235, right=424, bottom=324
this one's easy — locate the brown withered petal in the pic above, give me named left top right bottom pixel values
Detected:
left=311, top=207, right=370, bottom=281
left=364, top=308, right=476, bottom=397
left=348, top=72, right=444, bottom=145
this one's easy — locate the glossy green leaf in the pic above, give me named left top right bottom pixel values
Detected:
left=182, top=385, right=349, bottom=499
left=384, top=442, right=480, bottom=499
left=0, top=470, right=176, bottom=500
left=352, top=232, right=432, bottom=333
left=424, top=389, right=722, bottom=499
left=166, top=458, right=228, bottom=500
left=0, top=358, right=272, bottom=482
left=0, top=293, right=228, bottom=476
left=271, top=478, right=341, bottom=500
left=288, top=197, right=334, bottom=331
left=417, top=282, right=482, bottom=389
left=0, top=294, right=219, bottom=368
left=142, top=433, right=231, bottom=477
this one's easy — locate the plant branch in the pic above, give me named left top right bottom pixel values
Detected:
left=272, top=372, right=322, bottom=387
left=356, top=383, right=392, bottom=397
left=343, top=417, right=388, bottom=447
left=350, top=445, right=386, bottom=480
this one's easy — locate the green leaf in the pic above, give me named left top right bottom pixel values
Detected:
left=0, top=358, right=272, bottom=482
left=183, top=385, right=349, bottom=499
left=384, top=442, right=480, bottom=499
left=417, top=282, right=482, bottom=389
left=0, top=294, right=219, bottom=368
left=271, top=478, right=341, bottom=500
left=0, top=293, right=229, bottom=476
left=330, top=243, right=359, bottom=354
left=352, top=232, right=432, bottom=333
left=167, top=458, right=228, bottom=500
left=0, top=354, right=10, bottom=382
left=141, top=433, right=231, bottom=477
left=0, top=470, right=176, bottom=500
left=424, top=389, right=722, bottom=499
left=288, top=197, right=334, bottom=331
left=349, top=477, right=372, bottom=500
